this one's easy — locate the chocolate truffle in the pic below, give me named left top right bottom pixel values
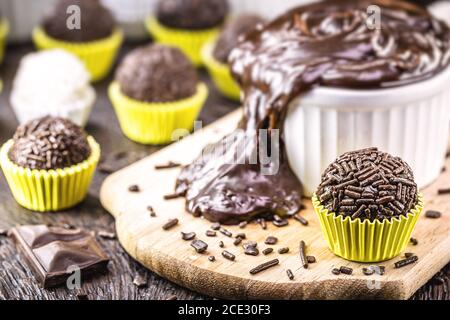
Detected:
left=156, top=0, right=229, bottom=30
left=213, top=14, right=265, bottom=63
left=316, top=148, right=418, bottom=221
left=42, top=0, right=115, bottom=42
left=115, top=44, right=198, bottom=103
left=8, top=116, right=91, bottom=170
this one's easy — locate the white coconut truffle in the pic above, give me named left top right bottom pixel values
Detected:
left=10, top=49, right=96, bottom=127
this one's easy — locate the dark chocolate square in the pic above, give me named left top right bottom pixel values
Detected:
left=11, top=225, right=109, bottom=288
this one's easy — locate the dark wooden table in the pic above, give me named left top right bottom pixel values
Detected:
left=0, top=44, right=448, bottom=300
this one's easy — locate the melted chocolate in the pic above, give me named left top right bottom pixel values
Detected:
left=176, top=0, right=450, bottom=225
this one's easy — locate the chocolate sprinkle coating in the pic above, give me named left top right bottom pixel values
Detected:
left=316, top=148, right=418, bottom=221
left=156, top=0, right=229, bottom=30
left=213, top=14, right=265, bottom=63
left=8, top=116, right=91, bottom=170
left=115, top=44, right=198, bottom=103
left=42, top=0, right=115, bottom=42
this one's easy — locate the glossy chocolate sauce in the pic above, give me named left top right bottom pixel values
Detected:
left=176, top=0, right=450, bottom=225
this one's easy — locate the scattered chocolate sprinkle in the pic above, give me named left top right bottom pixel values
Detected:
left=98, top=230, right=116, bottom=240
left=374, top=266, right=386, bottom=275
left=264, top=236, right=278, bottom=245
left=233, top=237, right=242, bottom=246
left=425, top=210, right=442, bottom=219
left=272, top=219, right=289, bottom=227
left=243, top=241, right=257, bottom=248
left=206, top=230, right=217, bottom=237
left=410, top=237, right=419, bottom=246
left=293, top=214, right=308, bottom=226
left=211, top=223, right=221, bottom=230
left=163, top=193, right=182, bottom=200
left=332, top=268, right=341, bottom=275
left=219, top=241, right=224, bottom=248
left=99, top=150, right=147, bottom=174
left=191, top=240, right=208, bottom=253
left=219, top=228, right=232, bottom=237
left=132, top=274, right=147, bottom=288
left=362, top=267, right=375, bottom=276
left=299, top=240, right=308, bottom=269
left=147, top=206, right=156, bottom=217
left=98, top=162, right=115, bottom=174
left=154, top=161, right=181, bottom=170
left=249, top=259, right=279, bottom=275
left=166, top=295, right=178, bottom=300
left=437, top=188, right=450, bottom=195
left=278, top=247, right=289, bottom=254
left=244, top=245, right=259, bottom=256
left=262, top=248, right=273, bottom=255
left=404, top=252, right=415, bottom=258
left=235, top=233, right=246, bottom=239
left=239, top=221, right=248, bottom=228
left=394, top=255, right=418, bottom=268
left=114, top=151, right=128, bottom=160
left=162, top=219, right=179, bottom=230
left=317, top=148, right=418, bottom=221
left=222, top=250, right=235, bottom=261
left=128, top=185, right=140, bottom=192
left=0, top=229, right=8, bottom=236
left=339, top=266, right=353, bottom=275
left=208, top=256, right=216, bottom=262
left=181, top=232, right=196, bottom=241
left=258, top=218, right=267, bottom=230
left=286, top=269, right=294, bottom=280
left=306, top=256, right=316, bottom=264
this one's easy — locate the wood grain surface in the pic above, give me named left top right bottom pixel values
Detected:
left=100, top=110, right=450, bottom=300
left=0, top=44, right=448, bottom=300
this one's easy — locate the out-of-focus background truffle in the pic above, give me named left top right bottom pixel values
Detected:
left=1, top=0, right=447, bottom=43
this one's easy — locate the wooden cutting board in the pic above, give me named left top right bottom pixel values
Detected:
left=100, top=109, right=450, bottom=300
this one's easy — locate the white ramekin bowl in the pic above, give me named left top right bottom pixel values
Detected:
left=284, top=67, right=450, bottom=196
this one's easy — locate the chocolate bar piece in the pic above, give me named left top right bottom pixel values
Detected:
left=11, top=225, right=109, bottom=288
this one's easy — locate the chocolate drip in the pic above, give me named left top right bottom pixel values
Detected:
left=176, top=0, right=450, bottom=225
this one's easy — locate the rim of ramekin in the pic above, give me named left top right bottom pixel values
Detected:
left=0, top=136, right=100, bottom=175
left=312, top=193, right=424, bottom=226
left=290, top=65, right=450, bottom=110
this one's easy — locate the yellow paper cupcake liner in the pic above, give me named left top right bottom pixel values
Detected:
left=109, top=81, right=208, bottom=145
left=145, top=17, right=220, bottom=66
left=202, top=40, right=241, bottom=101
left=0, top=136, right=100, bottom=212
left=312, top=194, right=423, bottom=262
left=0, top=19, right=9, bottom=63
left=32, top=27, right=123, bottom=82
